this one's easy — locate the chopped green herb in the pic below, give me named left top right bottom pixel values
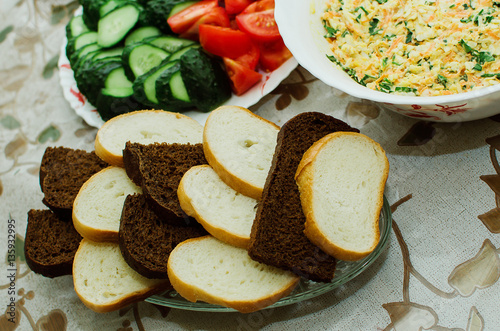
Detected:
left=395, top=86, right=417, bottom=93
left=369, top=19, right=381, bottom=35
left=481, top=73, right=500, bottom=78
left=473, top=63, right=483, bottom=70
left=405, top=28, right=413, bottom=43
left=378, top=78, right=393, bottom=92
left=360, top=74, right=377, bottom=86
left=324, top=24, right=339, bottom=38
left=354, top=6, right=369, bottom=15
left=437, top=74, right=448, bottom=87
left=382, top=57, right=388, bottom=68
left=383, top=33, right=397, bottom=41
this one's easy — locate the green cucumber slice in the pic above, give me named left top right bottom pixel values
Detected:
left=122, top=42, right=170, bottom=80
left=146, top=35, right=195, bottom=53
left=97, top=4, right=142, bottom=48
left=125, top=26, right=162, bottom=45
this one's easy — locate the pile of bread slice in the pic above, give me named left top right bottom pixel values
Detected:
left=24, top=107, right=389, bottom=314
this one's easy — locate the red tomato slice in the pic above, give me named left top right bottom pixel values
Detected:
left=167, top=0, right=219, bottom=34
left=180, top=7, right=230, bottom=40
left=239, top=0, right=274, bottom=14
left=258, top=38, right=292, bottom=72
left=224, top=0, right=255, bottom=15
left=223, top=57, right=263, bottom=95
left=234, top=40, right=260, bottom=70
left=236, top=9, right=280, bottom=42
left=199, top=24, right=254, bottom=59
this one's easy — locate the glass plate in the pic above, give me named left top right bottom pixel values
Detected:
left=145, top=196, right=392, bottom=312
left=58, top=8, right=298, bottom=128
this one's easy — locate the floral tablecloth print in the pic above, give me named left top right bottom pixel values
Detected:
left=1, top=1, right=499, bottom=330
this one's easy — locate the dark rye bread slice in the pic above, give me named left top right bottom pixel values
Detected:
left=24, top=209, right=83, bottom=278
left=123, top=142, right=207, bottom=226
left=119, top=193, right=208, bottom=278
left=40, top=147, right=108, bottom=219
left=248, top=112, right=359, bottom=282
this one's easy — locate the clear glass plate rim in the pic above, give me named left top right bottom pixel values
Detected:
left=145, top=195, right=393, bottom=312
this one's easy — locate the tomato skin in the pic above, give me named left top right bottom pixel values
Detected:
left=258, top=37, right=292, bottom=72
left=239, top=0, right=274, bottom=14
left=224, top=0, right=255, bottom=15
left=199, top=24, right=254, bottom=59
left=180, top=7, right=231, bottom=39
left=234, top=40, right=260, bottom=70
left=167, top=0, right=220, bottom=34
left=223, top=57, right=263, bottom=95
left=236, top=9, right=280, bottom=42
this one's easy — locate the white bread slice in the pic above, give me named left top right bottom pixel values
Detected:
left=73, top=239, right=169, bottom=313
left=178, top=165, right=257, bottom=249
left=167, top=236, right=300, bottom=313
left=95, top=110, right=203, bottom=167
left=295, top=132, right=389, bottom=261
left=203, top=106, right=279, bottom=200
left=73, top=166, right=141, bottom=242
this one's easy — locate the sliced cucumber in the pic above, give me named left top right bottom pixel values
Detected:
left=75, top=60, right=123, bottom=105
left=169, top=71, right=191, bottom=102
left=139, top=0, right=189, bottom=33
left=96, top=87, right=142, bottom=121
left=97, top=3, right=142, bottom=48
left=168, top=44, right=200, bottom=61
left=73, top=47, right=122, bottom=73
left=132, top=60, right=176, bottom=106
left=66, top=31, right=98, bottom=59
left=168, top=1, right=197, bottom=18
left=99, top=0, right=125, bottom=17
left=146, top=35, right=195, bottom=53
left=122, top=42, right=170, bottom=80
left=156, top=61, right=194, bottom=111
left=70, top=43, right=102, bottom=67
left=81, top=0, right=109, bottom=30
left=105, top=66, right=134, bottom=89
left=66, top=15, right=89, bottom=39
left=179, top=48, right=231, bottom=112
left=92, top=47, right=124, bottom=61
left=125, top=26, right=162, bottom=45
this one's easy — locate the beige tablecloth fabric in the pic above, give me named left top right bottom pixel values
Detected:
left=1, top=1, right=499, bottom=330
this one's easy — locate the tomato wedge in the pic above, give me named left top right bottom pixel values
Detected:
left=239, top=0, right=274, bottom=14
left=167, top=0, right=219, bottom=34
left=223, top=57, right=263, bottom=95
left=234, top=40, right=260, bottom=70
left=236, top=8, right=280, bottom=42
left=180, top=7, right=230, bottom=39
left=199, top=24, right=252, bottom=59
left=199, top=24, right=260, bottom=69
left=258, top=38, right=292, bottom=72
left=224, top=0, right=255, bottom=15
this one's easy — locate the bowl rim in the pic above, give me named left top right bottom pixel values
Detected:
left=274, top=0, right=500, bottom=106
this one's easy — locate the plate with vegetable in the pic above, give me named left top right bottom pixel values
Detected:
left=58, top=0, right=298, bottom=128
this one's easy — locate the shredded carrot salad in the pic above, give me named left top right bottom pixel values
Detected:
left=322, top=0, right=500, bottom=96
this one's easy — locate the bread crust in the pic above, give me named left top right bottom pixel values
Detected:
left=203, top=106, right=280, bottom=200
left=167, top=236, right=300, bottom=313
left=295, top=132, right=389, bottom=261
left=95, top=109, right=201, bottom=167
left=72, top=240, right=171, bottom=313
left=25, top=209, right=82, bottom=278
left=177, top=165, right=250, bottom=249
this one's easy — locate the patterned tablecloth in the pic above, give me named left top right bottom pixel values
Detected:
left=1, top=1, right=500, bottom=330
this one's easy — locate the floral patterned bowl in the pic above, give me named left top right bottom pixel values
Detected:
left=275, top=0, right=500, bottom=122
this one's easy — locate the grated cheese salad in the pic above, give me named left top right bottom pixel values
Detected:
left=321, top=0, right=500, bottom=96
